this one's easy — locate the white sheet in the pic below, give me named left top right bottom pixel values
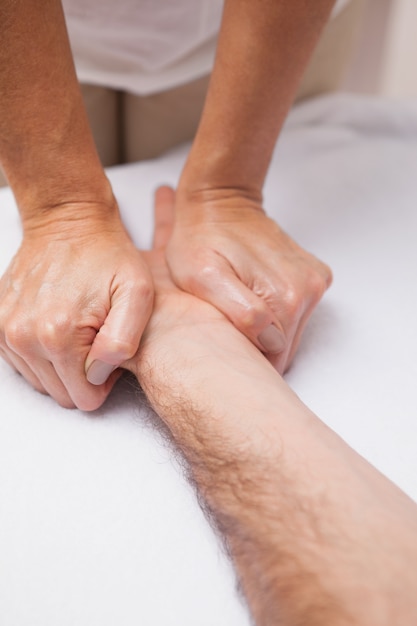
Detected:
left=0, top=94, right=416, bottom=625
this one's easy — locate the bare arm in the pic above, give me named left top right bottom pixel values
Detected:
left=127, top=187, right=417, bottom=626
left=181, top=0, right=337, bottom=193
left=167, top=0, right=335, bottom=372
left=0, top=1, right=153, bottom=410
left=0, top=0, right=110, bottom=212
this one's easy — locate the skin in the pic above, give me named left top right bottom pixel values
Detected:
left=125, top=187, right=417, bottom=626
left=0, top=0, right=333, bottom=409
left=170, top=0, right=334, bottom=372
left=0, top=0, right=153, bottom=409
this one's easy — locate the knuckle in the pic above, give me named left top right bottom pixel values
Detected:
left=4, top=318, right=31, bottom=353
left=313, top=258, right=333, bottom=289
left=198, top=262, right=220, bottom=282
left=308, top=270, right=331, bottom=303
left=238, top=302, right=267, bottom=332
left=134, top=277, right=153, bottom=303
left=94, top=323, right=139, bottom=361
left=282, top=287, right=303, bottom=318
left=183, top=257, right=220, bottom=293
left=37, top=317, right=72, bottom=353
left=118, top=276, right=153, bottom=312
left=105, top=337, right=137, bottom=361
left=196, top=266, right=217, bottom=292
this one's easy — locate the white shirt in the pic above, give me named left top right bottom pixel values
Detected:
left=63, top=0, right=351, bottom=96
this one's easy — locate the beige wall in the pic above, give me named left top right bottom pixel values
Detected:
left=344, top=0, right=417, bottom=98
left=380, top=0, right=417, bottom=97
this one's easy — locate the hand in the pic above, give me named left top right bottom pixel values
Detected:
left=125, top=185, right=287, bottom=442
left=0, top=202, right=153, bottom=410
left=165, top=188, right=332, bottom=373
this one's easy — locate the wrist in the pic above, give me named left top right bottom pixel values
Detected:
left=176, top=177, right=264, bottom=213
left=20, top=189, right=125, bottom=240
left=134, top=318, right=298, bottom=460
left=175, top=164, right=265, bottom=223
left=14, top=163, right=114, bottom=225
left=178, top=150, right=264, bottom=209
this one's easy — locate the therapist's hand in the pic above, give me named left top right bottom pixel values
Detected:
left=166, top=188, right=332, bottom=373
left=0, top=203, right=153, bottom=410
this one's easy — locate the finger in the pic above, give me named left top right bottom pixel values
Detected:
left=2, top=325, right=73, bottom=400
left=152, top=186, right=176, bottom=250
left=84, top=273, right=153, bottom=387
left=53, top=353, right=123, bottom=411
left=282, top=298, right=320, bottom=374
left=5, top=313, right=103, bottom=409
left=267, top=291, right=320, bottom=375
left=2, top=337, right=78, bottom=407
left=23, top=356, right=77, bottom=408
left=267, top=327, right=297, bottom=375
left=0, top=346, right=47, bottom=396
left=184, top=255, right=287, bottom=355
left=6, top=314, right=110, bottom=409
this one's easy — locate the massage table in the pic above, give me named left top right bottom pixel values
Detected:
left=1, top=94, right=416, bottom=625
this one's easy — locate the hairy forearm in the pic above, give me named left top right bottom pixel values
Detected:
left=0, top=0, right=111, bottom=219
left=134, top=322, right=417, bottom=626
left=180, top=0, right=336, bottom=198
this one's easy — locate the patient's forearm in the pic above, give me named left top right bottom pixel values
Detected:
left=135, top=323, right=417, bottom=625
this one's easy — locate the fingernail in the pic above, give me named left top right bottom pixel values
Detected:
left=258, top=325, right=285, bottom=354
left=86, top=360, right=117, bottom=385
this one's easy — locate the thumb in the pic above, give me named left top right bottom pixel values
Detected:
left=178, top=253, right=286, bottom=355
left=152, top=186, right=176, bottom=250
left=85, top=276, right=153, bottom=385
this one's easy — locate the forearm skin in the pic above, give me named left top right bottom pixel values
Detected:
left=0, top=0, right=112, bottom=219
left=133, top=320, right=417, bottom=626
left=180, top=0, right=337, bottom=199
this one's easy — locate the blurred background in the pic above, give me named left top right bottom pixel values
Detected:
left=345, top=0, right=417, bottom=98
left=0, top=0, right=415, bottom=188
